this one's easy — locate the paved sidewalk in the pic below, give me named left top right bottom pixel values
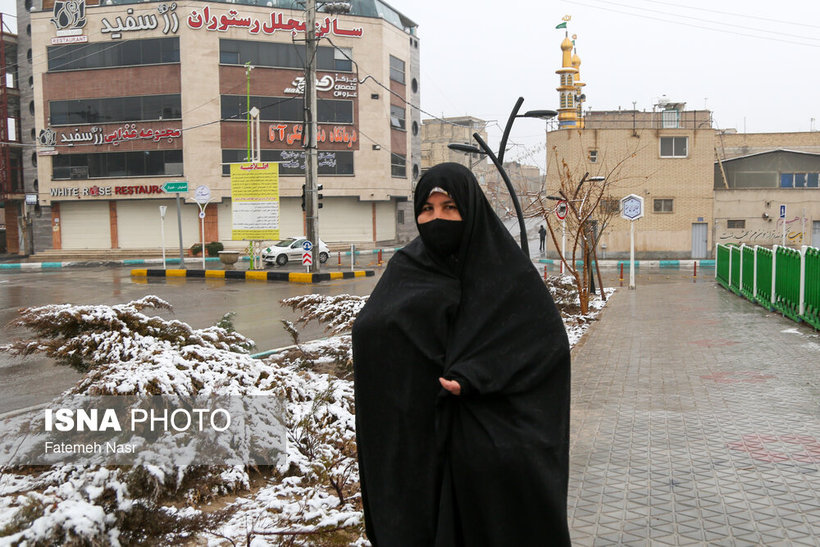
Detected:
left=569, top=278, right=820, bottom=545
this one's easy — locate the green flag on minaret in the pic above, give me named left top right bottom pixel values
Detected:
left=555, top=22, right=567, bottom=29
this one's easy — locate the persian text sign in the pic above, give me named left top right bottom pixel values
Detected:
left=231, top=163, right=280, bottom=240
left=186, top=6, right=363, bottom=38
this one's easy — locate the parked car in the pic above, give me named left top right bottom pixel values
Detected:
left=262, top=237, right=330, bottom=266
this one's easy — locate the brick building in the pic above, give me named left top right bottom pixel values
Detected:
left=546, top=103, right=717, bottom=259
left=24, top=0, right=420, bottom=254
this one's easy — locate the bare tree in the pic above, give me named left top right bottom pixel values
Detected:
left=531, top=146, right=638, bottom=314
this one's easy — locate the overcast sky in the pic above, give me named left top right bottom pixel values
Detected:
left=4, top=0, right=819, bottom=171
left=395, top=0, right=820, bottom=170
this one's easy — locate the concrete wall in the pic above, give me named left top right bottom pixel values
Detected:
left=714, top=188, right=820, bottom=248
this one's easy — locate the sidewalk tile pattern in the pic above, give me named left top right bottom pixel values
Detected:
left=568, top=280, right=820, bottom=545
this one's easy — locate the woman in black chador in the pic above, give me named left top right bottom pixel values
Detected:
left=352, top=162, right=571, bottom=546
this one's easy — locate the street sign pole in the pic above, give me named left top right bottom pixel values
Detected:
left=194, top=186, right=212, bottom=270
left=162, top=182, right=189, bottom=268
left=629, top=220, right=636, bottom=290
left=159, top=206, right=167, bottom=270
left=780, top=204, right=787, bottom=246
left=175, top=192, right=185, bottom=268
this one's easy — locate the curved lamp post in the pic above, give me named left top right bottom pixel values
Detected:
left=448, top=97, right=556, bottom=256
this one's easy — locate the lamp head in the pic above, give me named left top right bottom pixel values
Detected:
left=448, top=143, right=486, bottom=155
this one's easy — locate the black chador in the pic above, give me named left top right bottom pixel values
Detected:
left=353, top=163, right=571, bottom=546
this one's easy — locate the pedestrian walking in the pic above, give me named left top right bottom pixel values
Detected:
left=539, top=224, right=547, bottom=253
left=352, top=162, right=571, bottom=546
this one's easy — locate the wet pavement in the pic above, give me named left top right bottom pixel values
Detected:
left=568, top=275, right=820, bottom=544
left=0, top=266, right=382, bottom=414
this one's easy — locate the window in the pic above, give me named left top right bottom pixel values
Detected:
left=780, top=173, right=819, bottom=188
left=221, top=149, right=353, bottom=176
left=727, top=220, right=745, bottom=229
left=599, top=198, right=619, bottom=214
left=588, top=149, right=598, bottom=163
left=389, top=55, right=405, bottom=85
left=391, top=153, right=406, bottom=178
left=653, top=198, right=674, bottom=213
left=390, top=104, right=405, bottom=130
left=660, top=136, right=687, bottom=158
left=49, top=95, right=182, bottom=125
left=397, top=209, right=405, bottom=224
left=661, top=110, right=680, bottom=128
left=220, top=96, right=353, bottom=124
left=48, top=38, right=179, bottom=71
left=220, top=40, right=351, bottom=71
left=52, top=150, right=183, bottom=179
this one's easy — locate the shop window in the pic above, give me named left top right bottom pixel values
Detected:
left=659, top=136, right=687, bottom=158
left=653, top=198, right=674, bottom=213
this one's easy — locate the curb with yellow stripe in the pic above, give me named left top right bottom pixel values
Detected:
left=130, top=268, right=374, bottom=283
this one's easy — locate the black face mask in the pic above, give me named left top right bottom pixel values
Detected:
left=418, top=218, right=464, bottom=258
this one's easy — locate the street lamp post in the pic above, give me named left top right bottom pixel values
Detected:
left=448, top=97, right=556, bottom=257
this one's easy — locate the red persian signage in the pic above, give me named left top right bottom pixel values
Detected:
left=268, top=124, right=358, bottom=149
left=186, top=6, right=364, bottom=38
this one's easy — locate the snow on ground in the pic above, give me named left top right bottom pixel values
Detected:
left=0, top=285, right=612, bottom=545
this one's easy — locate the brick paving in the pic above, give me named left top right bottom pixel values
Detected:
left=568, top=278, right=820, bottom=545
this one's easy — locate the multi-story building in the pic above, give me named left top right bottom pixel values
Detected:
left=0, top=14, right=25, bottom=254
left=420, top=115, right=487, bottom=172
left=27, top=0, right=420, bottom=253
left=547, top=102, right=717, bottom=259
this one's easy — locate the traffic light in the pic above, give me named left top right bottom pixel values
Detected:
left=301, top=184, right=306, bottom=211
left=317, top=184, right=324, bottom=209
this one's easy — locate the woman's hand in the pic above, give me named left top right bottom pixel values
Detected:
left=439, top=377, right=461, bottom=396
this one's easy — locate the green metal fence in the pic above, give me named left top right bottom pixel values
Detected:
left=716, top=244, right=730, bottom=289
left=774, top=246, right=802, bottom=322
left=803, top=247, right=820, bottom=330
left=755, top=247, right=773, bottom=309
left=741, top=246, right=755, bottom=301
left=729, top=245, right=742, bottom=295
left=716, top=243, right=819, bottom=329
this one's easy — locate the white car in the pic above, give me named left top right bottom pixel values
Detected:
left=262, top=237, right=330, bottom=266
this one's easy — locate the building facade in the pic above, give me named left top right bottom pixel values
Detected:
left=546, top=104, right=717, bottom=259
left=28, top=0, right=419, bottom=252
left=0, top=14, right=24, bottom=254
left=715, top=146, right=820, bottom=247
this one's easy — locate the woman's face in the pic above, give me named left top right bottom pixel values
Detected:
left=417, top=192, right=462, bottom=224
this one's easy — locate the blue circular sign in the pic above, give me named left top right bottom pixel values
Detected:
left=302, top=240, right=313, bottom=251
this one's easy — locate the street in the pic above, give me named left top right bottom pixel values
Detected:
left=0, top=266, right=382, bottom=414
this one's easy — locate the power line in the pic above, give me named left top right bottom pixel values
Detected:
left=576, top=0, right=820, bottom=42
left=565, top=0, right=820, bottom=48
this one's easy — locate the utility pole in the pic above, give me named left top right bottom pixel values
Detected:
left=304, top=0, right=320, bottom=273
